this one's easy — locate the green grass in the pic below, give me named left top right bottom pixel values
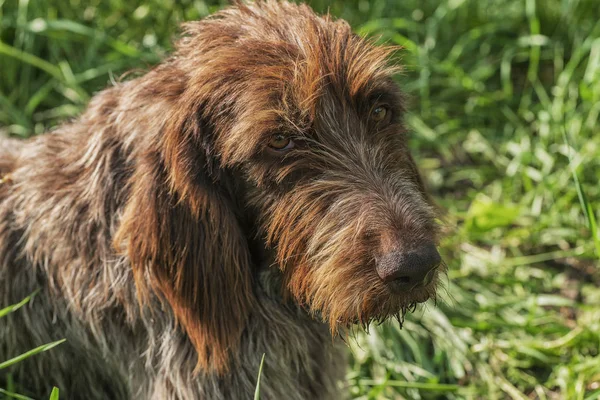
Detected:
left=0, top=294, right=64, bottom=400
left=1, top=0, right=599, bottom=398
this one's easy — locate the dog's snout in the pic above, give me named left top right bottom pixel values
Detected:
left=376, top=242, right=441, bottom=291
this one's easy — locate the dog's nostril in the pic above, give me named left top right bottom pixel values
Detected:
left=376, top=242, right=441, bottom=289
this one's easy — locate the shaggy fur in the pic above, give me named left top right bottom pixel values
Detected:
left=0, top=1, right=443, bottom=399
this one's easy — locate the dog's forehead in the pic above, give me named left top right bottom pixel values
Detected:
left=249, top=16, right=398, bottom=119
left=204, top=2, right=399, bottom=104
left=205, top=1, right=401, bottom=163
left=280, top=24, right=397, bottom=115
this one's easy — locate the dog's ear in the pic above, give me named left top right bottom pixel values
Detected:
left=115, top=101, right=255, bottom=375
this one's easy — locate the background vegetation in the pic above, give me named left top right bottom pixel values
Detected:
left=1, top=0, right=599, bottom=398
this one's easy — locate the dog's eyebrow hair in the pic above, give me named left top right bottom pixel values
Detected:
left=365, top=84, right=398, bottom=101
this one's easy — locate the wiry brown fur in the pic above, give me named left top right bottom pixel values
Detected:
left=0, top=1, right=443, bottom=399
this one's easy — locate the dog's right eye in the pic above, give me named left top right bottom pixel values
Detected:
left=370, top=105, right=390, bottom=124
left=268, top=134, right=294, bottom=151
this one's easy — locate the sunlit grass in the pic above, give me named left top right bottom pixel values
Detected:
left=1, top=0, right=598, bottom=398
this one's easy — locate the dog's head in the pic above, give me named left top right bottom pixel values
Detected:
left=116, top=0, right=444, bottom=374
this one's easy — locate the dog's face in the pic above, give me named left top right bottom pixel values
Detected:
left=245, top=58, right=442, bottom=331
left=183, top=2, right=443, bottom=330
left=123, top=1, right=444, bottom=373
left=250, top=86, right=442, bottom=331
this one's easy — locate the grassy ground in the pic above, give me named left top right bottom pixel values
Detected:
left=1, top=0, right=599, bottom=399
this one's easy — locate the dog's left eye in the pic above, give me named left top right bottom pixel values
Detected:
left=371, top=106, right=389, bottom=123
left=268, top=134, right=295, bottom=151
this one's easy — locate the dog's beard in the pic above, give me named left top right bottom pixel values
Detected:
left=325, top=270, right=441, bottom=332
left=277, top=239, right=443, bottom=334
left=258, top=176, right=441, bottom=334
left=333, top=272, right=441, bottom=331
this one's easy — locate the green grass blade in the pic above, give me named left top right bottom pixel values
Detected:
left=0, top=388, right=35, bottom=400
left=49, top=387, right=59, bottom=400
left=253, top=353, right=266, bottom=400
left=358, top=379, right=461, bottom=391
left=0, top=41, right=64, bottom=82
left=585, top=202, right=600, bottom=259
left=0, top=339, right=66, bottom=370
left=562, top=130, right=600, bottom=258
left=0, top=292, right=38, bottom=318
left=0, top=297, right=30, bottom=318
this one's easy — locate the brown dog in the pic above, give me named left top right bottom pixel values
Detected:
left=0, top=1, right=443, bottom=399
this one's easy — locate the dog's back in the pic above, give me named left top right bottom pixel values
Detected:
left=0, top=129, right=135, bottom=398
left=0, top=136, right=21, bottom=180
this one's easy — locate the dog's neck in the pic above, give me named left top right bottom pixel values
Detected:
left=256, top=265, right=286, bottom=299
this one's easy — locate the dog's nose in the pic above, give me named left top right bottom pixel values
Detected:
left=376, top=242, right=441, bottom=291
